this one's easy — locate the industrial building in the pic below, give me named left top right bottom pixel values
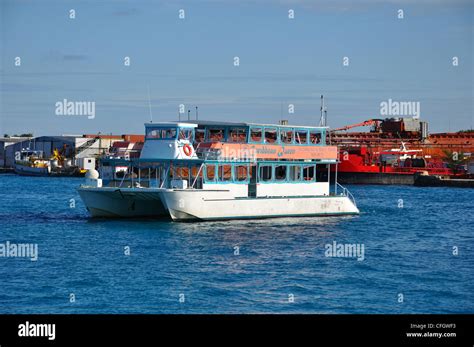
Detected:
left=0, top=134, right=144, bottom=171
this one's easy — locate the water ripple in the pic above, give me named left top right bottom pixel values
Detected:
left=0, top=177, right=473, bottom=313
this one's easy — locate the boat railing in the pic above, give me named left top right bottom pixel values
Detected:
left=336, top=182, right=356, bottom=206
left=118, top=170, right=129, bottom=188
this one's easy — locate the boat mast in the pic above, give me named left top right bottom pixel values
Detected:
left=147, top=86, right=153, bottom=123
left=319, top=95, right=325, bottom=127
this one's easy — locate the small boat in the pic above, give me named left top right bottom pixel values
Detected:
left=14, top=150, right=51, bottom=176
left=14, top=148, right=86, bottom=177
left=78, top=120, right=359, bottom=221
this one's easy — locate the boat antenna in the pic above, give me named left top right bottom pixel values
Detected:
left=147, top=85, right=153, bottom=123
left=280, top=101, right=283, bottom=123
left=195, top=106, right=198, bottom=120
left=319, top=95, right=325, bottom=126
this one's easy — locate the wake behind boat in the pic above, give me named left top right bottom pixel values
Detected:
left=78, top=120, right=359, bottom=221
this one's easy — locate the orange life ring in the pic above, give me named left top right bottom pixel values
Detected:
left=183, top=144, right=193, bottom=157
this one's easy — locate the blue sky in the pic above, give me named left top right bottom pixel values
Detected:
left=1, top=0, right=472, bottom=136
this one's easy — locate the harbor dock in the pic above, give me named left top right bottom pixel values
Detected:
left=414, top=173, right=474, bottom=188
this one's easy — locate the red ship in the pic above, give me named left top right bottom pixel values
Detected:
left=329, top=118, right=473, bottom=185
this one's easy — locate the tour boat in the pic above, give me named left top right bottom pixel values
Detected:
left=78, top=120, right=359, bottom=221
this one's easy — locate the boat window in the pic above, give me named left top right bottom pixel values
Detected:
left=208, top=128, right=225, bottom=142
left=280, top=128, right=294, bottom=144
left=172, top=166, right=189, bottom=179
left=191, top=165, right=202, bottom=178
left=179, top=128, right=193, bottom=141
left=165, top=128, right=177, bottom=139
left=295, top=130, right=308, bottom=144
left=194, top=128, right=205, bottom=143
left=146, top=128, right=162, bottom=139
left=250, top=127, right=263, bottom=142
left=309, top=130, right=322, bottom=144
left=259, top=165, right=273, bottom=182
left=275, top=165, right=287, bottom=181
left=316, top=164, right=328, bottom=182
left=218, top=164, right=232, bottom=181
left=303, top=165, right=315, bottom=181
left=229, top=128, right=247, bottom=143
left=235, top=165, right=249, bottom=181
left=289, top=165, right=301, bottom=181
left=205, top=164, right=216, bottom=181
left=146, top=127, right=177, bottom=139
left=264, top=128, right=278, bottom=144
left=320, top=129, right=326, bottom=144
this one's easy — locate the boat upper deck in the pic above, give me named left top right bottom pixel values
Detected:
left=144, top=120, right=329, bottom=146
left=138, top=120, right=337, bottom=162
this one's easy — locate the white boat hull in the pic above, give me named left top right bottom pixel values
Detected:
left=159, top=189, right=360, bottom=221
left=78, top=187, right=168, bottom=218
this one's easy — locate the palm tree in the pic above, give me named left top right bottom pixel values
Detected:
left=442, top=150, right=468, bottom=174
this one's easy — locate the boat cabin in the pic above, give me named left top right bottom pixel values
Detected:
left=140, top=122, right=198, bottom=160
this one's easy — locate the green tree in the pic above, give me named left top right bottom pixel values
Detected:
left=442, top=150, right=468, bottom=174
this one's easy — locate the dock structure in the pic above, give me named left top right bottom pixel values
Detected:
left=414, top=173, right=474, bottom=188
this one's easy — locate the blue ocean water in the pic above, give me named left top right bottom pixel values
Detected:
left=0, top=175, right=472, bottom=313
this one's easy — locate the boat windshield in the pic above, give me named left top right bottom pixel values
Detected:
left=195, top=128, right=206, bottom=143
left=146, top=127, right=177, bottom=139
left=178, top=128, right=193, bottom=141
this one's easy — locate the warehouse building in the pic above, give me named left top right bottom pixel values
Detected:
left=1, top=134, right=144, bottom=169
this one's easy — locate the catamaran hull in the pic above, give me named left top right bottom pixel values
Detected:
left=78, top=187, right=168, bottom=218
left=159, top=190, right=360, bottom=221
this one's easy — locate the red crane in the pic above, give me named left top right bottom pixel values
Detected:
left=331, top=119, right=383, bottom=132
